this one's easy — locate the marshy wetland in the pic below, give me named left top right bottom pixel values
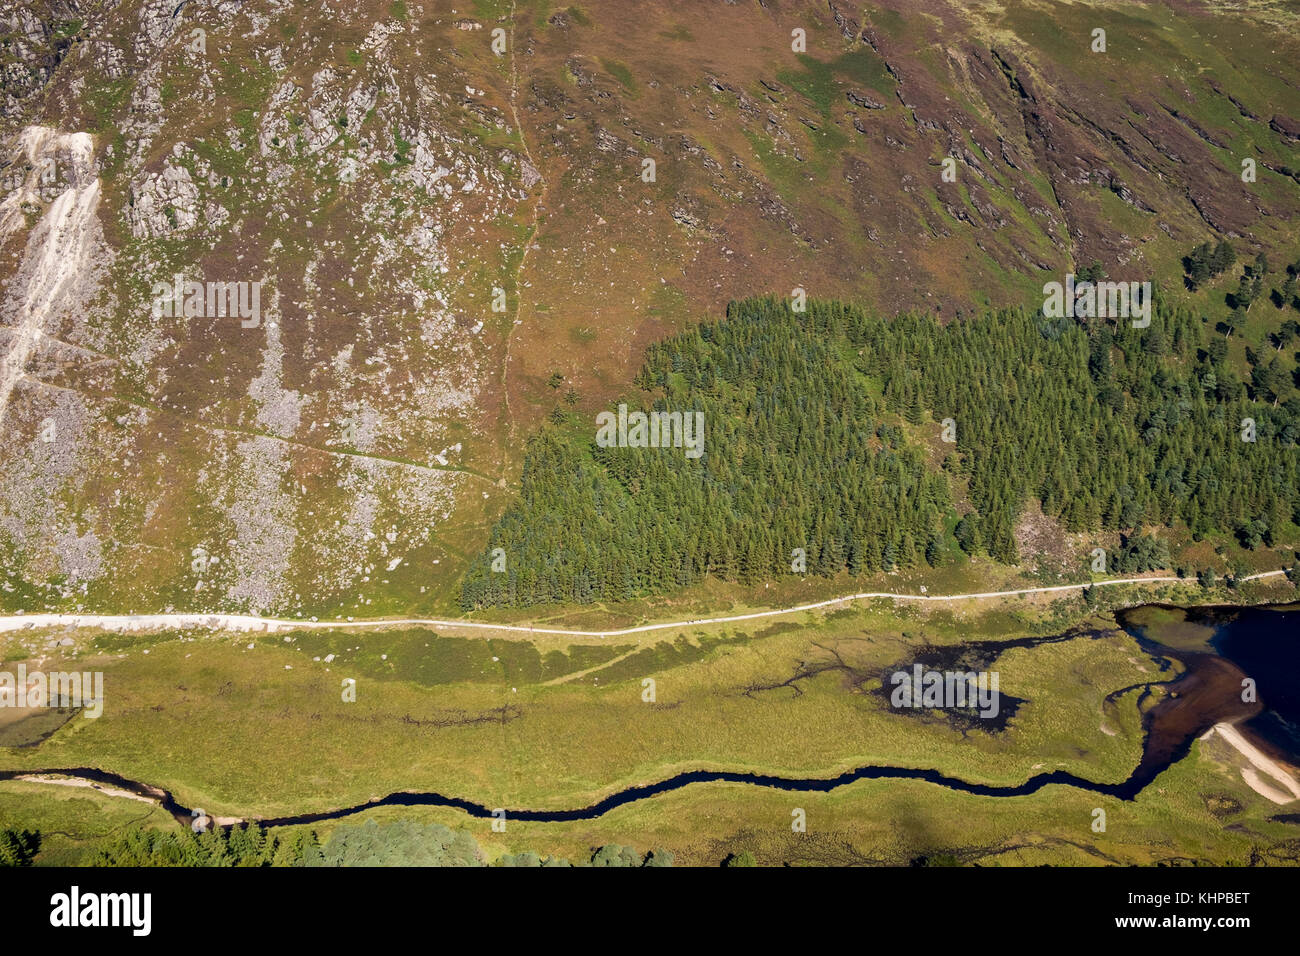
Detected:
left=2, top=599, right=1297, bottom=864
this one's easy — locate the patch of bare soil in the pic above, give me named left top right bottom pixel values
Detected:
left=1014, top=501, right=1078, bottom=576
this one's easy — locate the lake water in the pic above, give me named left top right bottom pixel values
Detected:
left=1118, top=602, right=1300, bottom=766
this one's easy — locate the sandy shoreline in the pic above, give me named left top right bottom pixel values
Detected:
left=12, top=773, right=244, bottom=826
left=16, top=773, right=154, bottom=804
left=1210, top=722, right=1300, bottom=804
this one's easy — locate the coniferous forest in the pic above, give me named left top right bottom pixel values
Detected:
left=460, top=289, right=1299, bottom=610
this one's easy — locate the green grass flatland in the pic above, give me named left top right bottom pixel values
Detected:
left=3, top=585, right=1298, bottom=864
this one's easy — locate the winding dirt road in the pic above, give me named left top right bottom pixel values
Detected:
left=0, top=570, right=1287, bottom=639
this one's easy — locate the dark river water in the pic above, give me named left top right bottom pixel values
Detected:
left=2, top=601, right=1296, bottom=827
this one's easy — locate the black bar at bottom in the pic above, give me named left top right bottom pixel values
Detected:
left=0, top=864, right=1284, bottom=944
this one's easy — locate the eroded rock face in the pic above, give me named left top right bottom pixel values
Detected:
left=0, top=125, right=110, bottom=596
left=0, top=4, right=86, bottom=135
left=1270, top=114, right=1300, bottom=142
left=846, top=90, right=886, bottom=110
left=0, top=126, right=104, bottom=417
left=127, top=160, right=200, bottom=238
left=0, top=4, right=520, bottom=616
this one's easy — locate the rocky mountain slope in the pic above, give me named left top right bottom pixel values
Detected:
left=1, top=0, right=1298, bottom=617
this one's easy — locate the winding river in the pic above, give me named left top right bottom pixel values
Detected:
left=2, top=601, right=1296, bottom=827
